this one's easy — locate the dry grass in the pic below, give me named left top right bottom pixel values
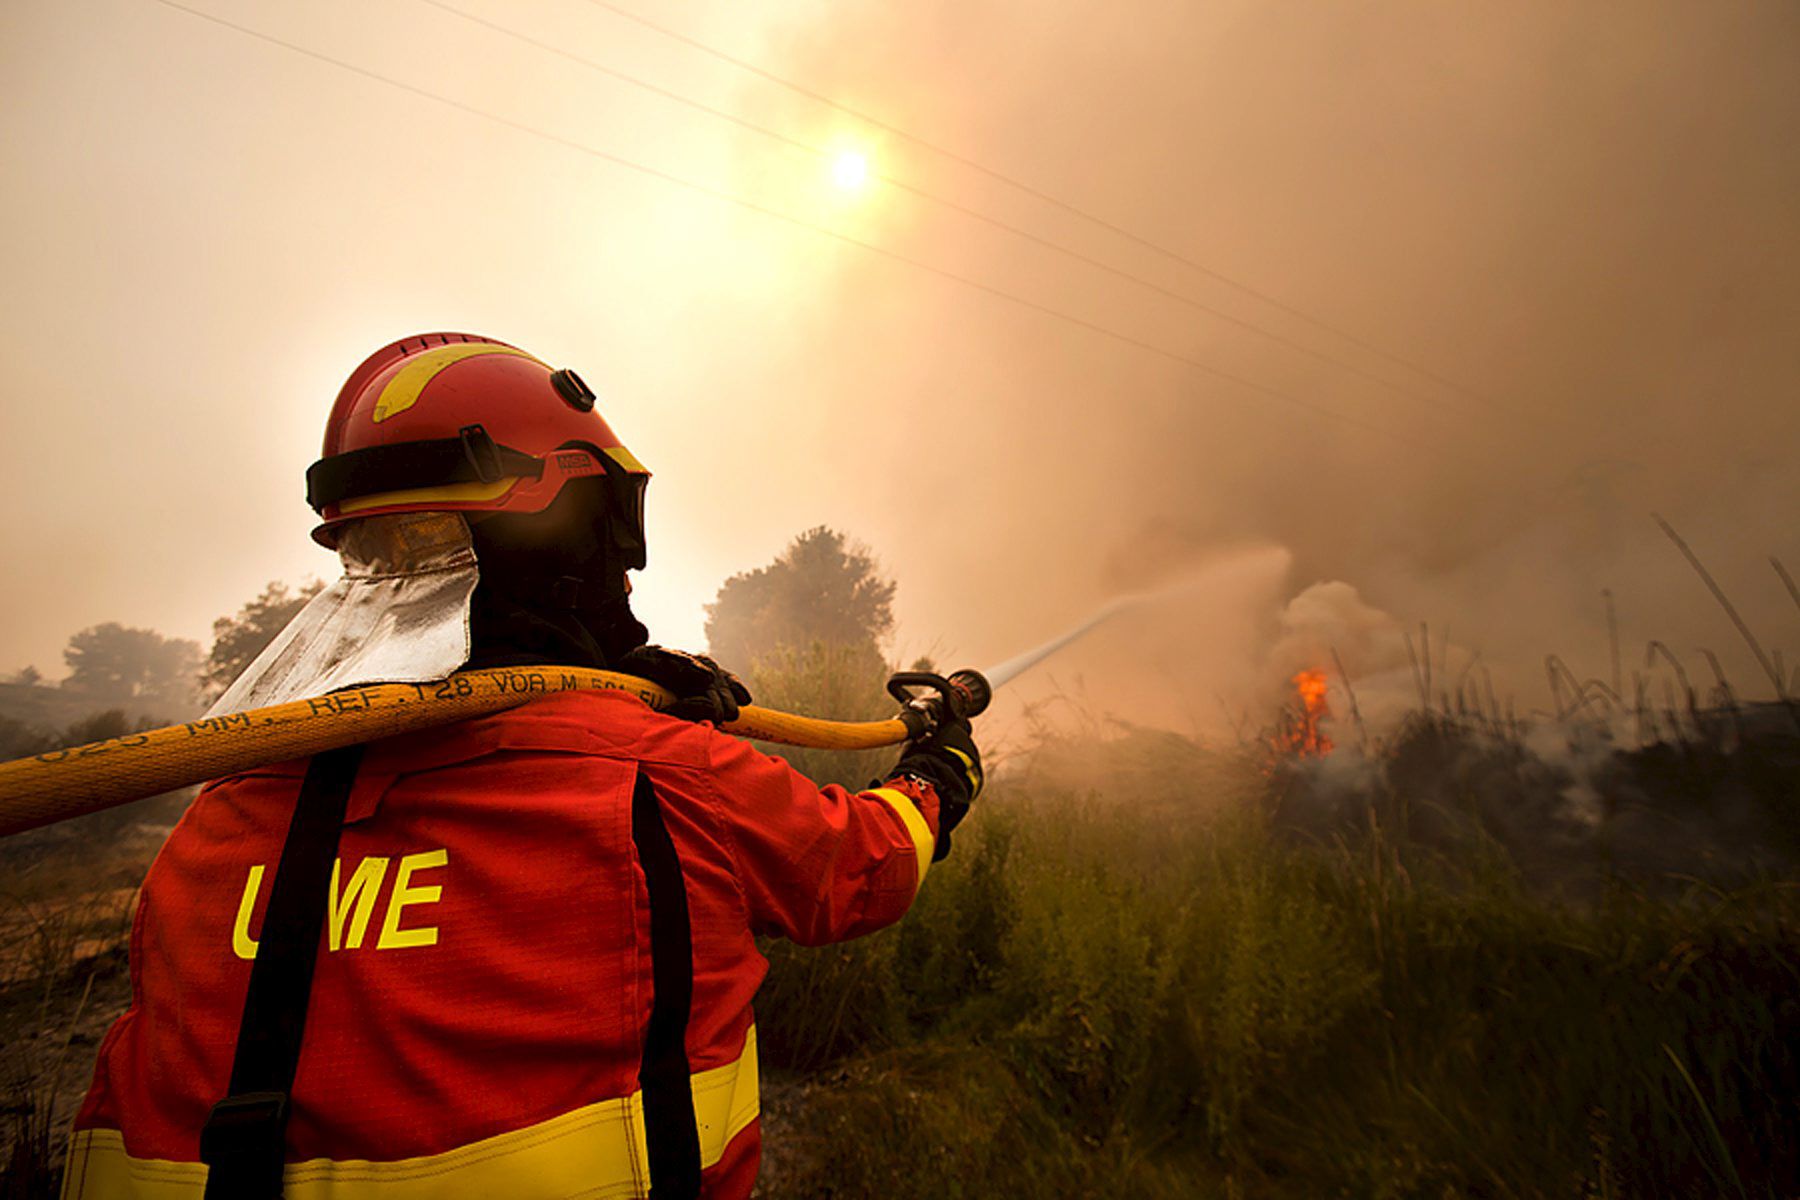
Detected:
left=0, top=876, right=137, bottom=1198
left=755, top=742, right=1800, bottom=1197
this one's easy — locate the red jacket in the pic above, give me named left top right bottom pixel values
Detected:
left=64, top=689, right=940, bottom=1198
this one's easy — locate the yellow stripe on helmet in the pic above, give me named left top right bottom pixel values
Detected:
left=603, top=445, right=650, bottom=475
left=336, top=478, right=519, bottom=515
left=372, top=344, right=538, bottom=424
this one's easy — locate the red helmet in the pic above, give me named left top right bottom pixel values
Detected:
left=306, top=333, right=650, bottom=563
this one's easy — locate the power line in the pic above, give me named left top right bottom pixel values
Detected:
left=145, top=0, right=1438, bottom=451
left=583, top=0, right=1510, bottom=415
left=422, top=0, right=1496, bottom=430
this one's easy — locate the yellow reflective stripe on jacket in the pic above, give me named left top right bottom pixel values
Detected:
left=61, top=1028, right=759, bottom=1199
left=867, top=787, right=934, bottom=889
left=691, top=1025, right=761, bottom=1158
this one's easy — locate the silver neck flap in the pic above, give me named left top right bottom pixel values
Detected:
left=205, top=512, right=481, bottom=718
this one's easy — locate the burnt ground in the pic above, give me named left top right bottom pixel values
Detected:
left=1271, top=701, right=1800, bottom=896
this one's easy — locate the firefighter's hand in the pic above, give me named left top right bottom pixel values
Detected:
left=888, top=720, right=983, bottom=861
left=617, top=646, right=752, bottom=725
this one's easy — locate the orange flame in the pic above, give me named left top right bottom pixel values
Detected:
left=1275, top=668, right=1334, bottom=757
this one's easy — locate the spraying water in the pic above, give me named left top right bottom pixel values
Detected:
left=981, top=570, right=1224, bottom=690
left=982, top=599, right=1131, bottom=689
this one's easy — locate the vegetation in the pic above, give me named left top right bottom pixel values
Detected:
left=0, top=711, right=166, bottom=1200
left=59, top=623, right=200, bottom=711
left=705, top=526, right=895, bottom=677
left=3, top=548, right=1795, bottom=1196
left=707, top=526, right=901, bottom=787
left=1, top=574, right=318, bottom=719
left=0, top=581, right=315, bottom=1195
left=200, top=579, right=324, bottom=700
left=7, top=706, right=1793, bottom=1198
left=754, top=729, right=1799, bottom=1198
left=0, top=864, right=135, bottom=1200
left=726, top=534, right=1800, bottom=1196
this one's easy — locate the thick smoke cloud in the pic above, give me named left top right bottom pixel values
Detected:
left=0, top=0, right=1793, bottom=746
left=754, top=0, right=1800, bottom=736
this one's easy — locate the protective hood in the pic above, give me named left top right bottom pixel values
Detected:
left=205, top=512, right=479, bottom=718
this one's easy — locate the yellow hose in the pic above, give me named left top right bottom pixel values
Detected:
left=0, top=665, right=910, bottom=838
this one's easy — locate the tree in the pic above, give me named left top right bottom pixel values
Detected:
left=201, top=579, right=325, bottom=699
left=705, top=528, right=899, bottom=788
left=62, top=623, right=201, bottom=710
left=704, top=527, right=896, bottom=672
left=6, top=665, right=42, bottom=686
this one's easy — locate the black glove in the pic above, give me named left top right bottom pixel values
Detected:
left=615, top=645, right=752, bottom=725
left=887, top=720, right=983, bottom=861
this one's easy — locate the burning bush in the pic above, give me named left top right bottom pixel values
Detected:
left=1270, top=668, right=1334, bottom=760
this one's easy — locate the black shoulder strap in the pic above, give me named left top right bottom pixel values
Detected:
left=631, top=769, right=702, bottom=1200
left=200, top=744, right=365, bottom=1200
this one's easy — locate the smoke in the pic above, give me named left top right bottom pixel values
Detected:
left=0, top=0, right=1793, bottom=736
left=751, top=0, right=1800, bottom=734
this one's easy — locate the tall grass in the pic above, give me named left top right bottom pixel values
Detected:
left=755, top=731, right=1800, bottom=1197
left=0, top=713, right=175, bottom=1198
left=0, top=884, right=133, bottom=1199
left=4, top=649, right=1795, bottom=1196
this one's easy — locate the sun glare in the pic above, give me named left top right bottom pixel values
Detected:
left=831, top=151, right=871, bottom=192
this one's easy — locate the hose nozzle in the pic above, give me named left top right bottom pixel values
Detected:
left=887, top=667, right=992, bottom=738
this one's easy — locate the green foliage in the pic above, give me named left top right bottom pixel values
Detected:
left=701, top=525, right=902, bottom=789
left=60, top=623, right=199, bottom=711
left=200, top=579, right=324, bottom=699
left=704, top=527, right=894, bottom=676
left=758, top=733, right=1800, bottom=1197
left=742, top=640, right=897, bottom=789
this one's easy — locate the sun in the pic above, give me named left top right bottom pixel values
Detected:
left=830, top=150, right=871, bottom=192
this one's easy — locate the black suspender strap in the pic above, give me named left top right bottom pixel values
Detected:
left=200, top=744, right=365, bottom=1200
left=630, top=770, right=702, bottom=1200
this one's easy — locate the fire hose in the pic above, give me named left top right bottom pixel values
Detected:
left=0, top=568, right=1174, bottom=840
left=0, top=665, right=992, bottom=839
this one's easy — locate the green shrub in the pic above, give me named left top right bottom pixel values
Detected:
left=742, top=640, right=897, bottom=790
left=755, top=731, right=1800, bottom=1197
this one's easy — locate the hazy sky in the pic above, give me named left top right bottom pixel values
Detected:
left=3, top=0, right=1796, bottom=734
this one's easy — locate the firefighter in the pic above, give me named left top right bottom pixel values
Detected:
left=63, top=333, right=982, bottom=1199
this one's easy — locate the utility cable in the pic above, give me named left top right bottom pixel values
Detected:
left=423, top=0, right=1492, bottom=429
left=147, top=0, right=1439, bottom=450
left=582, top=0, right=1508, bottom=414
